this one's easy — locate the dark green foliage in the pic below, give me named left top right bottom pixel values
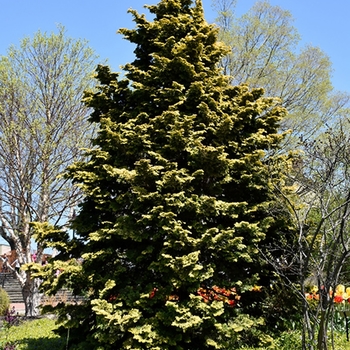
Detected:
left=35, top=0, right=291, bottom=349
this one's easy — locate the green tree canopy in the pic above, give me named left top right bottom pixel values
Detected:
left=213, top=0, right=350, bottom=145
left=35, top=0, right=292, bottom=348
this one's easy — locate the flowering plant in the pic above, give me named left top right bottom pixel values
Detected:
left=332, top=285, right=350, bottom=311
left=305, top=284, right=350, bottom=311
left=305, top=285, right=320, bottom=301
left=108, top=285, right=262, bottom=308
left=147, top=285, right=241, bottom=306
left=0, top=307, right=19, bottom=350
left=197, top=285, right=241, bottom=307
left=147, top=285, right=262, bottom=308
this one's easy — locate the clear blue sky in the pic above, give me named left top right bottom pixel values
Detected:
left=1, top=0, right=349, bottom=92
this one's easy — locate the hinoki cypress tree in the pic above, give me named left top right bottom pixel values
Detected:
left=35, top=0, right=290, bottom=348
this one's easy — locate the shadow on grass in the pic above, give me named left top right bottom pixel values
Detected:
left=18, top=336, right=65, bottom=349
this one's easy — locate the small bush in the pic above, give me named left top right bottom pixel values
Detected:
left=0, top=288, right=10, bottom=316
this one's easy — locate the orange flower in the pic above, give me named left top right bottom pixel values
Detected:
left=168, top=294, right=179, bottom=301
left=305, top=293, right=313, bottom=300
left=197, top=285, right=240, bottom=307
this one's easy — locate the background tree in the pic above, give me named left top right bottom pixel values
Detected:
left=264, top=121, right=350, bottom=350
left=35, top=0, right=292, bottom=349
left=212, top=0, right=350, bottom=146
left=0, top=25, right=98, bottom=316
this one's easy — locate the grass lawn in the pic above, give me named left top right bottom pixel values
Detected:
left=241, top=330, right=350, bottom=350
left=0, top=317, right=65, bottom=350
left=1, top=317, right=350, bottom=349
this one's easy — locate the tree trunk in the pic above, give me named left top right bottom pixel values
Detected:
left=302, top=301, right=314, bottom=350
left=21, top=276, right=42, bottom=317
left=317, top=309, right=328, bottom=350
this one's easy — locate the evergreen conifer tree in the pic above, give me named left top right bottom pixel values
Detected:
left=35, top=0, right=290, bottom=348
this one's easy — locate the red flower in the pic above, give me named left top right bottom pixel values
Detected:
left=149, top=287, right=158, bottom=299
left=107, top=295, right=117, bottom=302
left=334, top=295, right=344, bottom=303
left=227, top=299, right=236, bottom=307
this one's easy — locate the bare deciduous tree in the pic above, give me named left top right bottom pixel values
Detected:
left=0, top=25, right=98, bottom=316
left=212, top=0, right=350, bottom=146
left=268, top=121, right=350, bottom=349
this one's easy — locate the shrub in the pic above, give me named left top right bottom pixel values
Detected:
left=0, top=288, right=10, bottom=316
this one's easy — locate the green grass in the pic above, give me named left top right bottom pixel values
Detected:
left=0, top=318, right=350, bottom=350
left=0, top=318, right=65, bottom=350
left=241, top=330, right=350, bottom=350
